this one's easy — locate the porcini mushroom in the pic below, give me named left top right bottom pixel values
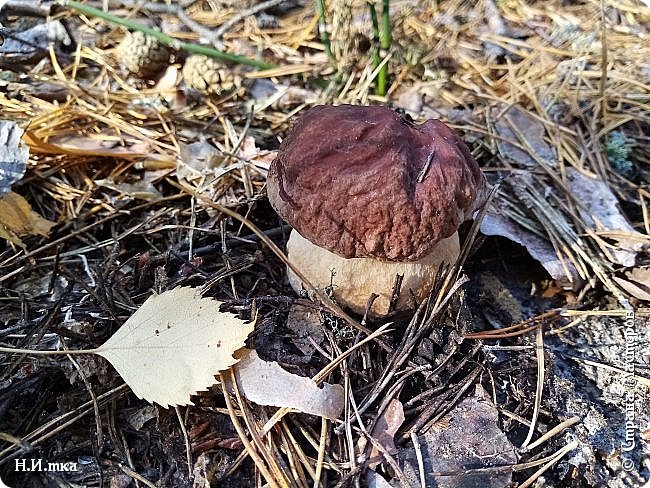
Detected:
left=267, top=104, right=488, bottom=316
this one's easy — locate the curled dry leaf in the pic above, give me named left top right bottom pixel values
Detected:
left=23, top=131, right=150, bottom=158
left=0, top=191, right=56, bottom=247
left=95, top=287, right=254, bottom=408
left=613, top=266, right=650, bottom=301
left=566, top=168, right=647, bottom=267
left=94, top=178, right=162, bottom=201
left=359, top=398, right=405, bottom=468
left=233, top=349, right=344, bottom=420
left=481, top=209, right=583, bottom=289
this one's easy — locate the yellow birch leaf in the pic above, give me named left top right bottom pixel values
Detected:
left=95, top=287, right=254, bottom=408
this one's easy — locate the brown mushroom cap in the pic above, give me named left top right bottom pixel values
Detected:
left=267, top=104, right=488, bottom=261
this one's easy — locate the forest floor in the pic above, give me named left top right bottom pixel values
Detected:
left=0, top=1, right=649, bottom=487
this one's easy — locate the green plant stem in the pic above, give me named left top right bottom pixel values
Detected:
left=378, top=0, right=391, bottom=96
left=63, top=0, right=275, bottom=70
left=316, top=0, right=334, bottom=64
left=380, top=0, right=391, bottom=50
left=368, top=2, right=380, bottom=72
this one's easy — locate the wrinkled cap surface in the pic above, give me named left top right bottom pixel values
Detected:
left=267, top=104, right=489, bottom=261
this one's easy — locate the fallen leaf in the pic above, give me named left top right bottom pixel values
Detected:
left=154, top=65, right=180, bottom=91
left=286, top=303, right=325, bottom=362
left=361, top=398, right=405, bottom=468
left=481, top=209, right=583, bottom=289
left=0, top=21, right=71, bottom=69
left=396, top=385, right=517, bottom=488
left=0, top=191, right=56, bottom=246
left=249, top=79, right=317, bottom=112
left=23, top=131, right=150, bottom=158
left=94, top=178, right=162, bottom=201
left=393, top=88, right=424, bottom=116
left=95, top=287, right=254, bottom=408
left=233, top=349, right=344, bottom=420
left=127, top=405, right=157, bottom=430
left=0, top=120, right=29, bottom=197
left=177, top=140, right=222, bottom=182
left=493, top=105, right=557, bottom=169
left=236, top=136, right=276, bottom=170
left=566, top=168, right=647, bottom=266
left=613, top=267, right=650, bottom=301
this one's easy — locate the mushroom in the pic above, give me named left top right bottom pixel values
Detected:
left=267, top=104, right=488, bottom=316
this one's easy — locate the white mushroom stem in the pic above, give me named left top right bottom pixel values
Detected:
left=285, top=230, right=460, bottom=316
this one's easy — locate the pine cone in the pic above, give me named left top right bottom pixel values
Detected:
left=182, top=55, right=243, bottom=95
left=116, top=31, right=171, bottom=78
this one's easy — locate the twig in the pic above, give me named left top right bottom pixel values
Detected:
left=219, top=372, right=281, bottom=488
left=598, top=0, right=608, bottom=123
left=64, top=350, right=103, bottom=450
left=518, top=441, right=580, bottom=488
left=520, top=324, right=544, bottom=449
left=0, top=384, right=131, bottom=464
left=313, top=418, right=328, bottom=488
left=523, top=415, right=580, bottom=452
left=410, top=432, right=426, bottom=488
left=117, top=463, right=157, bottom=488
left=174, top=407, right=193, bottom=481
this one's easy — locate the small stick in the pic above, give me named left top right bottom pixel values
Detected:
left=523, top=416, right=581, bottom=452
left=174, top=407, right=193, bottom=481
left=521, top=324, right=544, bottom=449
left=410, top=432, right=426, bottom=488
left=313, top=418, right=328, bottom=488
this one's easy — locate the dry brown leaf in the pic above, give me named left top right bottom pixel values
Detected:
left=566, top=168, right=647, bottom=266
left=359, top=398, right=405, bottom=468
left=233, top=349, right=344, bottom=420
left=0, top=191, right=55, bottom=246
left=177, top=140, right=222, bottom=182
left=94, top=178, right=162, bottom=201
left=396, top=385, right=517, bottom=487
left=493, top=105, right=557, bottom=168
left=613, top=267, right=650, bottom=301
left=23, top=131, right=150, bottom=158
left=95, top=287, right=254, bottom=408
left=481, top=209, right=583, bottom=289
left=286, top=303, right=325, bottom=362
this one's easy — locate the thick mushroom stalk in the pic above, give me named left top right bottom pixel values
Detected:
left=267, top=104, right=488, bottom=316
left=286, top=230, right=460, bottom=315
